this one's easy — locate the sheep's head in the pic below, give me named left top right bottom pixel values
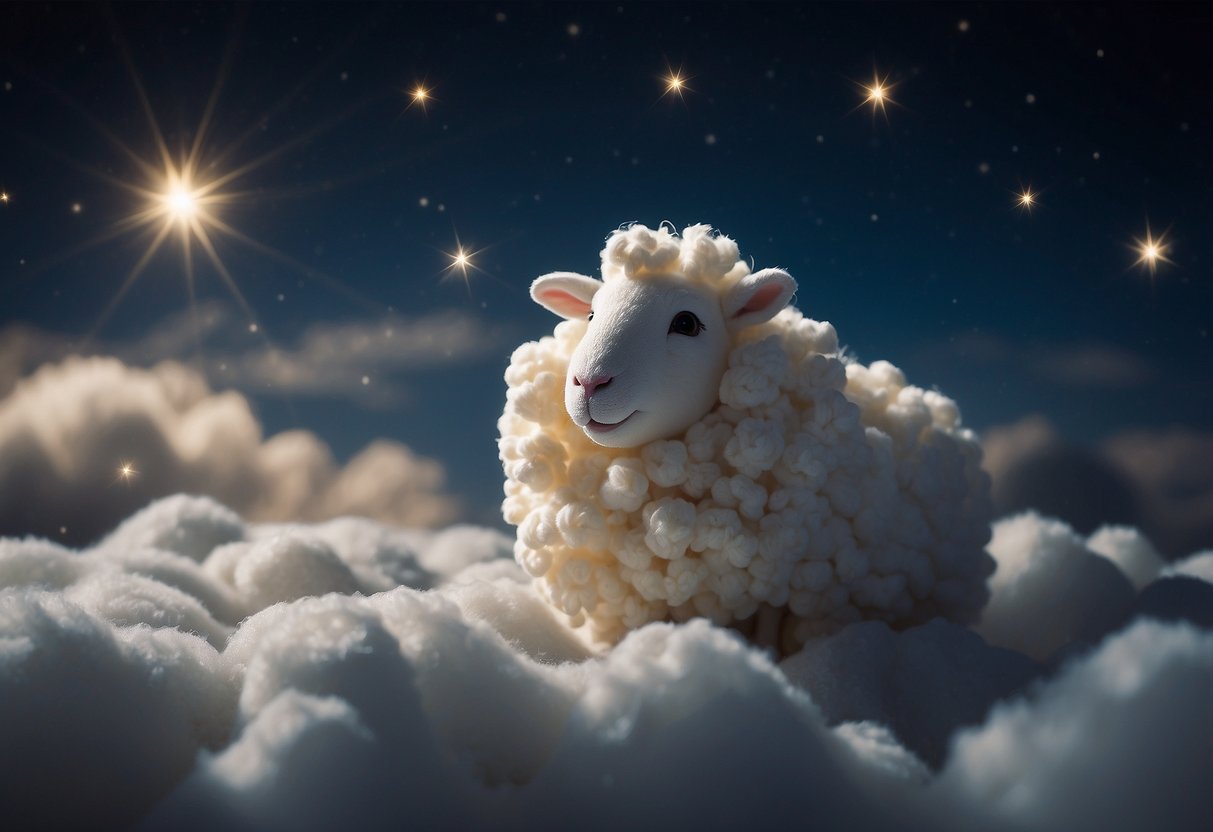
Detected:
left=530, top=224, right=796, bottom=447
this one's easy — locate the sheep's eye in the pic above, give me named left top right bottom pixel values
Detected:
left=587, top=310, right=594, bottom=322
left=669, top=311, right=705, bottom=336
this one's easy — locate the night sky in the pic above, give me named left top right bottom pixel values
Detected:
left=2, top=2, right=1210, bottom=542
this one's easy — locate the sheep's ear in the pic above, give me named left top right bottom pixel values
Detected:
left=723, top=268, right=797, bottom=331
left=530, top=272, right=602, bottom=320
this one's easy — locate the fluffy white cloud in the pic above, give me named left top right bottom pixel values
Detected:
left=780, top=618, right=1040, bottom=768
left=977, top=512, right=1136, bottom=662
left=938, top=620, right=1213, bottom=832
left=1, top=496, right=1210, bottom=831
left=0, top=357, right=458, bottom=544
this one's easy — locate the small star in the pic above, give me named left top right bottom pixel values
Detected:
left=0, top=191, right=9, bottom=204
left=117, top=461, right=138, bottom=483
left=406, top=83, right=433, bottom=112
left=659, top=65, right=692, bottom=100
left=1014, top=187, right=1038, bottom=212
left=853, top=71, right=898, bottom=118
left=1131, top=224, right=1173, bottom=275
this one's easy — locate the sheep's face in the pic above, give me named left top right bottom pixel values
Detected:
left=532, top=267, right=797, bottom=447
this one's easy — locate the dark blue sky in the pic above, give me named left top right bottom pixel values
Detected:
left=2, top=2, right=1210, bottom=528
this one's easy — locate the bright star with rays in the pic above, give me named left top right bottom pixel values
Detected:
left=853, top=71, right=898, bottom=118
left=439, top=234, right=491, bottom=294
left=1131, top=225, right=1172, bottom=275
left=405, top=82, right=433, bottom=112
left=0, top=191, right=9, bottom=204
left=39, top=29, right=380, bottom=350
left=659, top=65, right=692, bottom=100
left=117, top=461, right=137, bottom=483
left=1015, top=187, right=1038, bottom=212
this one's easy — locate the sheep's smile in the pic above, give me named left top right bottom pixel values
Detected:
left=585, top=411, right=637, bottom=433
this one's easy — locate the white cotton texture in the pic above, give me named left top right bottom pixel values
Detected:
left=500, top=302, right=994, bottom=650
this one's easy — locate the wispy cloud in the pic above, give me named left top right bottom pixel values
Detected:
left=0, top=304, right=513, bottom=406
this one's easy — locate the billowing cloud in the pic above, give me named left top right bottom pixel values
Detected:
left=1, top=496, right=1210, bottom=831
left=0, top=357, right=458, bottom=544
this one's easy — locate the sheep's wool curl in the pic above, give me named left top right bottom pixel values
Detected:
left=500, top=227, right=994, bottom=650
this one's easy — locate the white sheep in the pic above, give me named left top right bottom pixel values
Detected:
left=499, top=223, right=993, bottom=654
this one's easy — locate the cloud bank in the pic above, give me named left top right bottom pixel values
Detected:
left=0, top=357, right=458, bottom=544
left=1, top=496, right=1210, bottom=831
left=983, top=415, right=1213, bottom=557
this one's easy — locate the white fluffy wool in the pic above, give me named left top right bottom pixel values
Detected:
left=500, top=235, right=994, bottom=650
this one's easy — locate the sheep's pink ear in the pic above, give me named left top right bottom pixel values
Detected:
left=530, top=272, right=602, bottom=320
left=723, top=268, right=797, bottom=331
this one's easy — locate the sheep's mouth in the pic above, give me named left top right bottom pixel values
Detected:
left=585, top=411, right=637, bottom=433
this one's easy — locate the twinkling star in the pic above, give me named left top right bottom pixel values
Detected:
left=1015, top=187, right=1037, bottom=212
left=0, top=191, right=9, bottom=204
left=659, top=65, right=692, bottom=100
left=864, top=74, right=895, bottom=114
left=406, top=82, right=432, bottom=111
left=1131, top=224, right=1173, bottom=275
left=117, top=461, right=137, bottom=483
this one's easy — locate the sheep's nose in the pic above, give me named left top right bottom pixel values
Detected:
left=574, top=374, right=613, bottom=398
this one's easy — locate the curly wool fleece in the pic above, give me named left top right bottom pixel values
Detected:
left=500, top=282, right=993, bottom=653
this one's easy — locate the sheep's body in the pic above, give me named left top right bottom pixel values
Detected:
left=500, top=225, right=993, bottom=652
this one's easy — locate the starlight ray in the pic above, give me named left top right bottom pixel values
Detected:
left=860, top=72, right=897, bottom=115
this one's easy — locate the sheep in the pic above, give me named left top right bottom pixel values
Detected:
left=499, top=223, right=994, bottom=654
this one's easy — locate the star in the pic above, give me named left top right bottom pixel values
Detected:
left=405, top=82, right=433, bottom=112
left=659, top=64, right=692, bottom=100
left=851, top=70, right=899, bottom=119
left=0, top=191, right=9, bottom=204
left=1131, top=224, right=1173, bottom=275
left=1015, top=187, right=1038, bottom=212
left=117, top=461, right=137, bottom=483
left=863, top=74, right=896, bottom=114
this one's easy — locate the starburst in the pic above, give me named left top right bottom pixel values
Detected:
left=1014, top=187, right=1038, bottom=212
left=404, top=82, right=433, bottom=112
left=1131, top=224, right=1173, bottom=275
left=851, top=70, right=899, bottom=120
left=659, top=64, right=692, bottom=101
left=116, top=461, right=137, bottom=483
left=0, top=191, right=9, bottom=204
left=33, top=22, right=383, bottom=348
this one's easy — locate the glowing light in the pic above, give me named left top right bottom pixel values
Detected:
left=117, top=461, right=137, bottom=483
left=1015, top=187, right=1037, bottom=212
left=404, top=82, right=433, bottom=112
left=852, top=71, right=898, bottom=119
left=165, top=184, right=198, bottom=219
left=659, top=64, right=692, bottom=100
left=440, top=233, right=491, bottom=293
left=1131, top=225, right=1172, bottom=275
left=0, top=191, right=9, bottom=204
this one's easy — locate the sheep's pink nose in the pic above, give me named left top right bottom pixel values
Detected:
left=574, top=374, right=612, bottom=398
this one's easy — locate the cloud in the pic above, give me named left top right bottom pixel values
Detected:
left=1103, top=428, right=1213, bottom=558
left=977, top=512, right=1136, bottom=662
left=208, top=309, right=512, bottom=407
left=0, top=304, right=511, bottom=406
left=0, top=356, right=459, bottom=544
left=982, top=415, right=1213, bottom=557
left=1, top=495, right=1210, bottom=831
left=938, top=619, right=1213, bottom=832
